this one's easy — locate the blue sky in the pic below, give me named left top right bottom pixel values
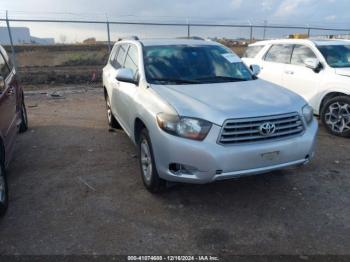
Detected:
left=1, top=0, right=349, bottom=42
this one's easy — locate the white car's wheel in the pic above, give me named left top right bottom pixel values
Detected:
left=321, top=96, right=350, bottom=137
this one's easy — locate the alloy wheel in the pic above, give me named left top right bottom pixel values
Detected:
left=140, top=139, right=152, bottom=183
left=325, top=102, right=350, bottom=134
left=106, top=99, right=112, bottom=124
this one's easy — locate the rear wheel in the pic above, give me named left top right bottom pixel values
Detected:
left=138, top=128, right=166, bottom=193
left=105, top=95, right=121, bottom=129
left=321, top=96, right=350, bottom=137
left=0, top=153, right=8, bottom=217
left=19, top=100, right=28, bottom=133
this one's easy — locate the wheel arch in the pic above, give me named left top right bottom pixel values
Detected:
left=103, top=86, right=108, bottom=100
left=134, top=117, right=147, bottom=145
left=319, top=91, right=350, bottom=115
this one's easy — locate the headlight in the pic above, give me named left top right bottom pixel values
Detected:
left=156, top=113, right=212, bottom=141
left=302, top=105, right=314, bottom=124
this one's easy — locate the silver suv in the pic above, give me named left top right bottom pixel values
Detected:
left=102, top=38, right=318, bottom=192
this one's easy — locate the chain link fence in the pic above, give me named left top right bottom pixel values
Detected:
left=1, top=11, right=350, bottom=87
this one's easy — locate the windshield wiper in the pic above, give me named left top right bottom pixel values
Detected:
left=149, top=78, right=200, bottom=84
left=195, top=76, right=248, bottom=82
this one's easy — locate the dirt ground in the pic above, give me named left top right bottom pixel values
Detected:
left=0, top=86, right=349, bottom=256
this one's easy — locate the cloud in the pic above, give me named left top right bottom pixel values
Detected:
left=231, top=0, right=242, bottom=9
left=274, top=0, right=313, bottom=17
left=325, top=15, right=336, bottom=21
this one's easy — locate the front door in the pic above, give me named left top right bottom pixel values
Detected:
left=282, top=45, right=323, bottom=106
left=115, top=44, right=139, bottom=135
left=0, top=53, right=17, bottom=160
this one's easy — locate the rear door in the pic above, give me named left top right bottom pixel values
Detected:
left=259, top=44, right=294, bottom=86
left=0, top=51, right=17, bottom=160
left=282, top=44, right=323, bottom=103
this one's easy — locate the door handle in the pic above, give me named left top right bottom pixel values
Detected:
left=284, top=71, right=294, bottom=75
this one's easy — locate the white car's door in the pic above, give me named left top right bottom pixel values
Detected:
left=282, top=45, right=323, bottom=104
left=115, top=44, right=139, bottom=135
left=259, top=44, right=294, bottom=87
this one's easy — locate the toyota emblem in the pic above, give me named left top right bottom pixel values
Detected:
left=259, top=122, right=276, bottom=136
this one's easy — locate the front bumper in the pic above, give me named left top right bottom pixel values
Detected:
left=151, top=119, right=318, bottom=184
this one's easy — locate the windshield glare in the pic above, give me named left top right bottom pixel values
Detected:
left=318, top=45, right=350, bottom=68
left=143, top=45, right=254, bottom=85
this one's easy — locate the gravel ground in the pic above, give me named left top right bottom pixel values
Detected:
left=0, top=86, right=349, bottom=257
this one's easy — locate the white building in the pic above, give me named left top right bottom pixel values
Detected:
left=0, top=27, right=55, bottom=45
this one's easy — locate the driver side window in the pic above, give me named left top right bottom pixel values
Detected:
left=111, top=44, right=128, bottom=69
left=123, top=45, right=139, bottom=78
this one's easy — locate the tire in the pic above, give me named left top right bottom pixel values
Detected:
left=0, top=152, right=8, bottom=217
left=321, top=95, right=350, bottom=137
left=105, top=95, right=121, bottom=129
left=19, top=100, right=28, bottom=133
left=138, top=128, right=166, bottom=193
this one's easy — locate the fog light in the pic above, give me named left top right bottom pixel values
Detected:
left=169, top=163, right=198, bottom=175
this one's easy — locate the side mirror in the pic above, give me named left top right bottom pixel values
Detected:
left=116, top=68, right=138, bottom=85
left=304, top=58, right=322, bottom=72
left=250, top=64, right=261, bottom=76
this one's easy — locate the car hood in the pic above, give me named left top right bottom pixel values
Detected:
left=151, top=79, right=306, bottom=126
left=335, top=68, right=350, bottom=77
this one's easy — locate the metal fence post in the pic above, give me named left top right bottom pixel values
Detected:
left=106, top=20, right=111, bottom=53
left=5, top=11, right=17, bottom=71
left=249, top=25, right=253, bottom=43
left=307, top=27, right=311, bottom=38
left=187, top=19, right=190, bottom=39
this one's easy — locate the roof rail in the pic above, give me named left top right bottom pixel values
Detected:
left=117, top=36, right=140, bottom=42
left=176, top=36, right=205, bottom=40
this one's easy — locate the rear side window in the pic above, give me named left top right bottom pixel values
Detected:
left=124, top=45, right=139, bottom=77
left=244, top=45, right=264, bottom=58
left=112, top=44, right=128, bottom=69
left=264, top=44, right=293, bottom=64
left=0, top=52, right=10, bottom=79
left=291, top=45, right=317, bottom=65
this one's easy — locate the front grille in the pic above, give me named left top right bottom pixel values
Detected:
left=218, top=112, right=304, bottom=145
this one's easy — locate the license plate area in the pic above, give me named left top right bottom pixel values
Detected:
left=261, top=151, right=280, bottom=161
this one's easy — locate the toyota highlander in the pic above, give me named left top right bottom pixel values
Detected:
left=102, top=38, right=318, bottom=192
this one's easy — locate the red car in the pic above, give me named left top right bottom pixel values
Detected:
left=0, top=45, right=28, bottom=216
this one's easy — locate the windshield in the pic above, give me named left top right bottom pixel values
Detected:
left=143, top=44, right=254, bottom=85
left=317, top=45, right=350, bottom=68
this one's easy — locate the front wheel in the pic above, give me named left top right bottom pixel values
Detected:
left=105, top=96, right=121, bottom=129
left=0, top=154, right=8, bottom=217
left=138, top=128, right=166, bottom=193
left=19, top=100, right=28, bottom=133
left=321, top=96, right=350, bottom=137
